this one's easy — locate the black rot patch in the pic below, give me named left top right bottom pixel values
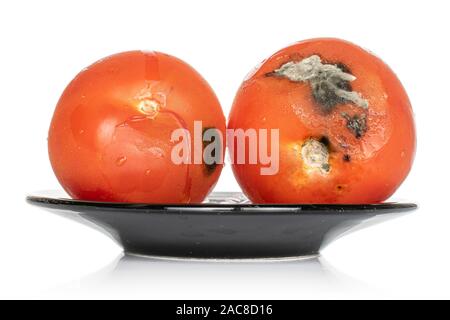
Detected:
left=202, top=127, right=221, bottom=175
left=341, top=112, right=367, bottom=139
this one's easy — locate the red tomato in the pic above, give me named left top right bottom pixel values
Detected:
left=228, top=38, right=416, bottom=204
left=49, top=51, right=225, bottom=203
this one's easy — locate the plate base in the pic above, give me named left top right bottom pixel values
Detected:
left=26, top=191, right=417, bottom=259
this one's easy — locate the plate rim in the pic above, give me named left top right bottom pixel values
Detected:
left=26, top=193, right=418, bottom=215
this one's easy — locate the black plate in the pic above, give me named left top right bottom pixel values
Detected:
left=26, top=192, right=417, bottom=259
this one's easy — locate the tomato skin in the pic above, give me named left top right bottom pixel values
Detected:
left=228, top=38, right=416, bottom=204
left=49, top=51, right=225, bottom=203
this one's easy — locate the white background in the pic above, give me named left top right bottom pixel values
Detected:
left=0, top=0, right=449, bottom=300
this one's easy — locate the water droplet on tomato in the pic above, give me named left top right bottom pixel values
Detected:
left=116, top=156, right=127, bottom=166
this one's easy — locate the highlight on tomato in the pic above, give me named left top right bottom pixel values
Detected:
left=48, top=51, right=226, bottom=203
left=228, top=38, right=416, bottom=204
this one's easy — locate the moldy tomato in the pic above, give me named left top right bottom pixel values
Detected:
left=228, top=38, right=416, bottom=204
left=49, top=51, right=225, bottom=203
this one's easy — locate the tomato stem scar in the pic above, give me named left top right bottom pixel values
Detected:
left=268, top=55, right=369, bottom=112
left=138, top=99, right=160, bottom=118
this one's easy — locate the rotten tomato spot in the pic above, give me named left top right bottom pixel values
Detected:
left=341, top=112, right=367, bottom=139
left=319, top=136, right=331, bottom=148
left=301, top=138, right=330, bottom=175
left=267, top=55, right=369, bottom=113
left=202, top=127, right=220, bottom=175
